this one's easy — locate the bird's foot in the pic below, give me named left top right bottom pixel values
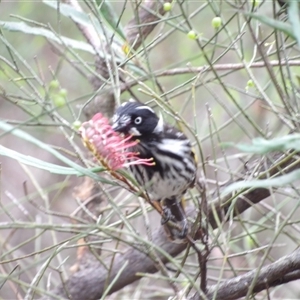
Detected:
left=163, top=219, right=190, bottom=244
left=162, top=211, right=190, bottom=242
left=161, top=206, right=175, bottom=225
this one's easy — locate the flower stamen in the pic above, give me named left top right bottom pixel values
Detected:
left=79, top=113, right=155, bottom=171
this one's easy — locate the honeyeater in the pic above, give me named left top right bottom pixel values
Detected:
left=112, top=100, right=197, bottom=239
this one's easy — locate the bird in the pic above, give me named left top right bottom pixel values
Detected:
left=111, top=100, right=197, bottom=239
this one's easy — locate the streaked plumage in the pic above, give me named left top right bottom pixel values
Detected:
left=112, top=100, right=197, bottom=239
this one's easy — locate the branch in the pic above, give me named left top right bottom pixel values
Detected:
left=207, top=152, right=300, bottom=229
left=42, top=222, right=187, bottom=300
left=154, top=60, right=300, bottom=77
left=116, top=59, right=300, bottom=93
left=191, top=249, right=300, bottom=300
left=42, top=151, right=300, bottom=299
left=66, top=0, right=100, bottom=50
left=42, top=2, right=300, bottom=299
left=125, top=0, right=169, bottom=50
left=65, top=0, right=116, bottom=119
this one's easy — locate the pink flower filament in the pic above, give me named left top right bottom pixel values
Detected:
left=79, top=113, right=155, bottom=170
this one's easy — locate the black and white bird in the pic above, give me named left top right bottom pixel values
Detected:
left=112, top=100, right=197, bottom=239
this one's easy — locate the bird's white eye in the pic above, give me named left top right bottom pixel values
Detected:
left=134, top=116, right=142, bottom=125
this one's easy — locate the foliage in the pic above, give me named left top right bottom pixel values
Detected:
left=1, top=1, right=300, bottom=299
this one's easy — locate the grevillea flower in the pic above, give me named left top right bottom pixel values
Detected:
left=79, top=113, right=154, bottom=170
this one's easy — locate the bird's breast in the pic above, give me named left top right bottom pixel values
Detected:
left=128, top=138, right=196, bottom=201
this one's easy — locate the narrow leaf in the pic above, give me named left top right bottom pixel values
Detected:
left=222, top=169, right=300, bottom=196
left=43, top=0, right=125, bottom=46
left=0, top=121, right=112, bottom=184
left=96, top=1, right=126, bottom=40
left=288, top=0, right=300, bottom=47
left=0, top=21, right=94, bottom=53
left=244, top=12, right=296, bottom=40
left=0, top=145, right=77, bottom=175
left=224, top=134, right=300, bottom=154
left=0, top=145, right=105, bottom=175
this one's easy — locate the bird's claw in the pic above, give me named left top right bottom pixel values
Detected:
left=161, top=206, right=189, bottom=240
left=161, top=206, right=174, bottom=225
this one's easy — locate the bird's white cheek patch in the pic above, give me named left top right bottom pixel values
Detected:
left=153, top=114, right=164, bottom=133
left=129, top=127, right=141, bottom=136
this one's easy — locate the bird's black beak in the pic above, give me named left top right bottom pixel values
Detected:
left=111, top=121, right=122, bottom=132
left=111, top=116, right=130, bottom=133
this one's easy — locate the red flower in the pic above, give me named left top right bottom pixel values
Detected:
left=79, top=113, right=154, bottom=170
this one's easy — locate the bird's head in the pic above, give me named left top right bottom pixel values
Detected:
left=112, top=101, right=164, bottom=137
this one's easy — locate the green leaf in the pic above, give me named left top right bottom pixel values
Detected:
left=0, top=145, right=105, bottom=175
left=0, top=121, right=112, bottom=184
left=44, top=0, right=94, bottom=29
left=244, top=12, right=296, bottom=40
left=222, top=169, right=300, bottom=196
left=224, top=134, right=300, bottom=154
left=95, top=0, right=126, bottom=40
left=43, top=0, right=125, bottom=54
left=222, top=133, right=300, bottom=195
left=0, top=145, right=83, bottom=175
left=288, top=0, right=300, bottom=47
left=0, top=21, right=95, bottom=54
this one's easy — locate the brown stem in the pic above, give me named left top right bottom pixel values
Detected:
left=191, top=249, right=300, bottom=300
left=41, top=152, right=300, bottom=300
left=125, top=0, right=169, bottom=51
